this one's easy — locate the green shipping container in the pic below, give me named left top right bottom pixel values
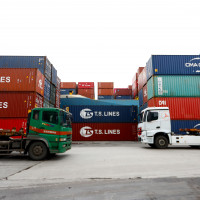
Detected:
left=147, top=75, right=200, bottom=100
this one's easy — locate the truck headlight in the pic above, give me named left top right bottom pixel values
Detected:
left=59, top=138, right=67, bottom=142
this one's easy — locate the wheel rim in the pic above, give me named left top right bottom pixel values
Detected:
left=159, top=139, right=165, bottom=146
left=33, top=145, right=43, bottom=156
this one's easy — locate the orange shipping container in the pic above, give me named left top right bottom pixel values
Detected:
left=98, top=89, right=113, bottom=96
left=98, top=82, right=114, bottom=89
left=0, top=69, right=45, bottom=96
left=60, top=82, right=76, bottom=89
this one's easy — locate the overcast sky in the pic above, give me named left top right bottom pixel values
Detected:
left=0, top=0, right=200, bottom=90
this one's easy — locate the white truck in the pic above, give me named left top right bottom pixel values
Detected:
left=138, top=107, right=200, bottom=148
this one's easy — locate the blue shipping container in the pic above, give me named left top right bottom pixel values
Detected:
left=171, top=120, right=200, bottom=135
left=67, top=105, right=138, bottom=123
left=115, top=95, right=132, bottom=100
left=98, top=96, right=114, bottom=100
left=0, top=56, right=53, bottom=81
left=139, top=89, right=143, bottom=107
left=146, top=55, right=200, bottom=80
left=44, top=79, right=51, bottom=101
left=139, top=102, right=148, bottom=113
left=51, top=65, right=57, bottom=86
left=60, top=89, right=77, bottom=95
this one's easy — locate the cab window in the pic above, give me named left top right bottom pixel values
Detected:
left=33, top=110, right=40, bottom=120
left=147, top=111, right=158, bottom=122
left=42, top=111, right=58, bottom=125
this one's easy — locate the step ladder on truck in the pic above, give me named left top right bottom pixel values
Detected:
left=138, top=107, right=200, bottom=148
left=0, top=108, right=72, bottom=160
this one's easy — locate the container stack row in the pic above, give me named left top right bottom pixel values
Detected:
left=98, top=82, right=114, bottom=100
left=138, top=55, right=200, bottom=134
left=114, top=88, right=132, bottom=99
left=60, top=82, right=77, bottom=95
left=0, top=56, right=60, bottom=132
left=78, top=82, right=95, bottom=99
left=66, top=105, right=138, bottom=141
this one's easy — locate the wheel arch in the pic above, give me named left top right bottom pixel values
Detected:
left=154, top=132, right=169, bottom=144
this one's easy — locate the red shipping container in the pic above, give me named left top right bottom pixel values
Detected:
left=138, top=67, right=147, bottom=91
left=0, top=92, right=43, bottom=118
left=148, top=97, right=200, bottom=120
left=137, top=67, right=144, bottom=75
left=78, top=89, right=94, bottom=95
left=78, top=82, right=94, bottom=89
left=0, top=69, right=45, bottom=96
left=0, top=118, right=27, bottom=132
left=61, top=82, right=76, bottom=89
left=72, top=123, right=138, bottom=141
left=98, top=82, right=114, bottom=89
left=98, top=89, right=113, bottom=96
left=114, top=89, right=132, bottom=96
left=128, top=85, right=132, bottom=90
left=143, top=85, right=148, bottom=103
left=132, top=73, right=138, bottom=84
left=132, top=80, right=138, bottom=98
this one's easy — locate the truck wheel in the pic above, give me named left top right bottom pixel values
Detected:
left=155, top=136, right=168, bottom=149
left=28, top=141, right=48, bottom=161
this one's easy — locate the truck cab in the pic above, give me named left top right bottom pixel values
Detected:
left=138, top=107, right=200, bottom=148
left=0, top=108, right=72, bottom=160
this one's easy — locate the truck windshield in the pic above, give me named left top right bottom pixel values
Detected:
left=60, top=111, right=72, bottom=128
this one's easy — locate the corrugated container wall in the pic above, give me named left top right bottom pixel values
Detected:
left=139, top=89, right=143, bottom=107
left=78, top=82, right=94, bottom=89
left=147, top=75, right=200, bottom=99
left=60, top=89, right=76, bottom=95
left=0, top=92, right=43, bottom=117
left=132, top=73, right=138, bottom=98
left=115, top=96, right=132, bottom=100
left=44, top=58, right=52, bottom=81
left=98, top=82, right=114, bottom=89
left=60, top=82, right=76, bottom=89
left=148, top=97, right=200, bottom=120
left=44, top=79, right=51, bottom=101
left=138, top=67, right=147, bottom=91
left=143, top=84, right=148, bottom=104
left=50, top=84, right=56, bottom=105
left=114, top=89, right=132, bottom=96
left=98, top=89, right=113, bottom=96
left=56, top=77, right=61, bottom=108
left=0, top=68, right=45, bottom=97
left=72, top=123, right=138, bottom=141
left=98, top=96, right=114, bottom=100
left=51, top=65, right=57, bottom=86
left=68, top=105, right=138, bottom=123
left=146, top=55, right=200, bottom=80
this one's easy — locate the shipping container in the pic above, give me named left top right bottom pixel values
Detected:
left=98, top=89, right=113, bottom=96
left=147, top=75, right=200, bottom=99
left=139, top=89, right=143, bottom=107
left=60, top=82, right=76, bottom=89
left=43, top=99, right=50, bottom=108
left=50, top=84, right=56, bottom=105
left=115, top=96, right=132, bottom=100
left=55, top=77, right=61, bottom=108
left=146, top=55, right=200, bottom=80
left=51, top=65, right=57, bottom=86
left=0, top=68, right=44, bottom=96
left=98, top=96, right=114, bottom=100
left=148, top=97, right=200, bottom=120
left=72, top=123, right=138, bottom=141
left=0, top=118, right=27, bottom=132
left=114, top=89, right=132, bottom=96
left=132, top=73, right=138, bottom=98
left=44, top=79, right=51, bottom=101
left=78, top=82, right=94, bottom=89
left=57, top=77, right=61, bottom=90
left=137, top=67, right=144, bottom=75
left=44, top=58, right=52, bottom=81
left=0, top=92, right=43, bottom=118
left=128, top=85, right=132, bottom=90
left=143, top=84, right=148, bottom=104
left=60, top=89, right=76, bottom=95
left=139, top=102, right=148, bottom=113
left=98, top=82, right=114, bottom=89
left=68, top=105, right=137, bottom=123
left=138, top=67, right=147, bottom=91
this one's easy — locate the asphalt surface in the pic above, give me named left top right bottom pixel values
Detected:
left=0, top=142, right=200, bottom=200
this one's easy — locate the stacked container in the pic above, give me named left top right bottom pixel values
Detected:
left=68, top=105, right=138, bottom=141
left=55, top=77, right=61, bottom=108
left=60, top=82, right=77, bottom=95
left=78, top=82, right=95, bottom=99
left=98, top=82, right=114, bottom=100
left=114, top=88, right=132, bottom=99
left=0, top=56, right=60, bottom=131
left=139, top=55, right=200, bottom=134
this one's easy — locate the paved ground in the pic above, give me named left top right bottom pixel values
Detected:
left=0, top=142, right=200, bottom=199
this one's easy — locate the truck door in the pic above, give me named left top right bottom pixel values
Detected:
left=145, top=110, right=160, bottom=134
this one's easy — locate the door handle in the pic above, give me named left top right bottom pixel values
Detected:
left=156, top=126, right=160, bottom=129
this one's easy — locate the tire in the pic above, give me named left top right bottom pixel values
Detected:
left=190, top=145, right=200, bottom=149
left=28, top=141, right=48, bottom=161
left=148, top=144, right=155, bottom=148
left=154, top=135, right=168, bottom=149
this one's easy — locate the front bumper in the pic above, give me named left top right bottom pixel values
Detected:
left=141, top=134, right=154, bottom=144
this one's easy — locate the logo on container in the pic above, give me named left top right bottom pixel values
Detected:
left=143, top=89, right=147, bottom=97
left=0, top=76, right=10, bottom=83
left=80, top=126, right=93, bottom=137
left=38, top=79, right=43, bottom=90
left=0, top=102, right=8, bottom=109
left=185, top=57, right=200, bottom=71
left=159, top=100, right=166, bottom=106
left=80, top=109, right=93, bottom=119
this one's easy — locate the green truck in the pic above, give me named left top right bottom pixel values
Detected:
left=0, top=108, right=72, bottom=160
